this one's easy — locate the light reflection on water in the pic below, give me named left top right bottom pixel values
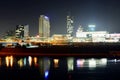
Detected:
left=53, top=59, right=59, bottom=68
left=1, top=56, right=110, bottom=68
left=67, top=57, right=74, bottom=71
left=5, top=56, right=14, bottom=67
left=76, top=58, right=107, bottom=69
left=0, top=56, right=120, bottom=79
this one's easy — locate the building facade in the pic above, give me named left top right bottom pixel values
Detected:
left=67, top=16, right=74, bottom=37
left=39, top=15, right=50, bottom=38
left=15, top=25, right=29, bottom=38
left=24, top=25, right=29, bottom=38
left=75, top=26, right=108, bottom=42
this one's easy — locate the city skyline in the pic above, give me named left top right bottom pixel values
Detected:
left=0, top=0, right=120, bottom=37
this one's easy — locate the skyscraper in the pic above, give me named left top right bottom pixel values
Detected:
left=67, top=16, right=74, bottom=37
left=24, top=25, right=29, bottom=38
left=15, top=25, right=29, bottom=38
left=39, top=15, right=50, bottom=38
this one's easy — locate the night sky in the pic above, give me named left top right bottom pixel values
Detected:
left=0, top=0, right=120, bottom=37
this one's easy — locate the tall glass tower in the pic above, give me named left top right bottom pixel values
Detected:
left=67, top=16, right=74, bottom=37
left=39, top=15, right=50, bottom=38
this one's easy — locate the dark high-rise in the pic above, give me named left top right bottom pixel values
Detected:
left=15, top=25, right=29, bottom=39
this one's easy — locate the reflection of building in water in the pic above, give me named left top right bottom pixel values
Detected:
left=15, top=57, right=50, bottom=79
left=88, top=58, right=96, bottom=68
left=76, top=59, right=85, bottom=68
left=17, top=58, right=24, bottom=67
left=17, top=56, right=38, bottom=67
left=24, top=57, right=27, bottom=66
left=33, top=57, right=38, bottom=66
left=53, top=59, right=59, bottom=68
left=5, top=56, right=14, bottom=67
left=28, top=56, right=32, bottom=66
left=2, top=57, right=108, bottom=69
left=99, top=58, right=107, bottom=67
left=76, top=58, right=107, bottom=68
left=67, top=57, right=74, bottom=71
left=18, top=56, right=31, bottom=66
left=39, top=58, right=50, bottom=79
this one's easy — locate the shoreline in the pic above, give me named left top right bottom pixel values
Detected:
left=0, top=43, right=120, bottom=57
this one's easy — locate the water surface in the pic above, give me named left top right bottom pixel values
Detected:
left=0, top=56, right=120, bottom=80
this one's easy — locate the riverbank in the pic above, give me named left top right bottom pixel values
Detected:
left=0, top=42, right=120, bottom=57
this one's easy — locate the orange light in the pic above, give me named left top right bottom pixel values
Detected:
left=5, top=56, right=9, bottom=67
left=10, top=56, right=14, bottom=67
left=53, top=59, right=59, bottom=68
left=5, top=56, right=14, bottom=67
left=34, top=57, right=38, bottom=65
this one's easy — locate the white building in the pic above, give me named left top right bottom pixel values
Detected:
left=76, top=28, right=108, bottom=42
left=75, top=26, right=120, bottom=42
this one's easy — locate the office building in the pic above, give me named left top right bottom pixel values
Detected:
left=39, top=15, right=50, bottom=38
left=67, top=15, right=74, bottom=37
left=76, top=26, right=108, bottom=42
left=24, top=25, right=29, bottom=38
left=15, top=25, right=29, bottom=38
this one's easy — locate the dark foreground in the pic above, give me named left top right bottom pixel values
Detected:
left=0, top=42, right=120, bottom=57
